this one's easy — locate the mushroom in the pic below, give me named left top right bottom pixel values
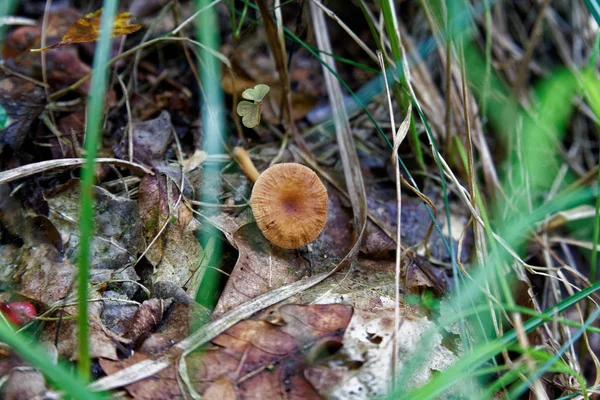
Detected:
left=250, top=163, right=328, bottom=249
left=232, top=146, right=260, bottom=182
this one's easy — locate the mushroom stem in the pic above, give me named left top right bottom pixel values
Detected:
left=232, top=146, right=260, bottom=182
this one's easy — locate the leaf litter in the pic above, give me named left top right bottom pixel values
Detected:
left=0, top=0, right=535, bottom=398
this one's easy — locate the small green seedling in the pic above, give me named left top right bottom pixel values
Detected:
left=236, top=83, right=270, bottom=128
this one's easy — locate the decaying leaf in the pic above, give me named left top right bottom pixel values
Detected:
left=138, top=302, right=207, bottom=355
left=362, top=184, right=473, bottom=264
left=123, top=298, right=173, bottom=344
left=0, top=76, right=46, bottom=150
left=3, top=368, right=48, bottom=400
left=40, top=294, right=122, bottom=361
left=30, top=9, right=142, bottom=52
left=45, top=179, right=145, bottom=270
left=100, top=303, right=353, bottom=399
left=3, top=10, right=95, bottom=95
left=114, top=110, right=174, bottom=165
left=100, top=353, right=183, bottom=400
left=138, top=174, right=203, bottom=287
left=308, top=308, right=459, bottom=399
left=212, top=223, right=308, bottom=317
left=16, top=244, right=75, bottom=308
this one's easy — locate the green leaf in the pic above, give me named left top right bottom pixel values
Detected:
left=236, top=100, right=262, bottom=128
left=241, top=83, right=270, bottom=102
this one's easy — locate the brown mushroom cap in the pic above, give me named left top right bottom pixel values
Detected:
left=250, top=163, right=328, bottom=249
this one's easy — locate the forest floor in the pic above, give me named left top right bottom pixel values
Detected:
left=1, top=0, right=600, bottom=399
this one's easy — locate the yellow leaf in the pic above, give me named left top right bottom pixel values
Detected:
left=30, top=9, right=142, bottom=52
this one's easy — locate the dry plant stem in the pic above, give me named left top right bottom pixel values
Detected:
left=172, top=1, right=205, bottom=109
left=513, top=0, right=552, bottom=99
left=458, top=38, right=504, bottom=341
left=443, top=2, right=453, bottom=156
left=41, top=113, right=68, bottom=156
left=40, top=0, right=62, bottom=157
left=232, top=146, right=260, bottom=182
left=131, top=1, right=175, bottom=91
left=40, top=0, right=52, bottom=100
left=309, top=0, right=367, bottom=239
left=228, top=71, right=246, bottom=144
left=270, top=0, right=289, bottom=166
left=0, top=64, right=47, bottom=88
left=378, top=50, right=401, bottom=390
left=116, top=74, right=134, bottom=162
left=308, top=0, right=378, bottom=64
left=0, top=158, right=152, bottom=185
left=255, top=0, right=309, bottom=155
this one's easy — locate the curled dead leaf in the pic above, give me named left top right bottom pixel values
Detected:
left=31, top=9, right=142, bottom=52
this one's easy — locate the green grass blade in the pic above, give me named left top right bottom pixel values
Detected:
left=401, top=277, right=600, bottom=399
left=0, top=0, right=17, bottom=41
left=580, top=70, right=600, bottom=283
left=78, top=0, right=119, bottom=382
left=195, top=0, right=224, bottom=310
left=584, top=0, right=600, bottom=27
left=0, top=321, right=107, bottom=399
left=508, top=305, right=600, bottom=398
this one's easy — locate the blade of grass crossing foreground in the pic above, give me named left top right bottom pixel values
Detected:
left=195, top=0, right=224, bottom=310
left=508, top=305, right=600, bottom=398
left=580, top=70, right=600, bottom=283
left=584, top=0, right=600, bottom=28
left=280, top=26, right=454, bottom=254
left=400, top=277, right=600, bottom=399
left=0, top=0, right=107, bottom=396
left=78, top=0, right=119, bottom=382
left=0, top=0, right=17, bottom=40
left=0, top=321, right=107, bottom=399
left=379, top=0, right=426, bottom=171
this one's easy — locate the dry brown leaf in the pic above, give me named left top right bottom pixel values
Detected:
left=31, top=9, right=142, bottom=52
left=123, top=298, right=173, bottom=344
left=3, top=368, right=47, bottom=400
left=202, top=377, right=237, bottom=400
left=17, top=244, right=75, bottom=307
left=100, top=353, right=183, bottom=400
left=138, top=174, right=203, bottom=287
left=138, top=302, right=207, bottom=355
left=40, top=296, right=120, bottom=361
left=101, top=304, right=353, bottom=399
left=212, top=223, right=308, bottom=317
left=0, top=77, right=46, bottom=150
left=45, top=179, right=145, bottom=270
left=114, top=111, right=173, bottom=165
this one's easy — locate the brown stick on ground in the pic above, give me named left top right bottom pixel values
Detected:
left=255, top=0, right=311, bottom=155
left=233, top=146, right=260, bottom=182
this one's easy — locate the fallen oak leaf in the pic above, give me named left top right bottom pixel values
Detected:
left=30, top=9, right=142, bottom=52
left=100, top=304, right=353, bottom=399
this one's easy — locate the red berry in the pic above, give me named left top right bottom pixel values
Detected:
left=0, top=302, right=37, bottom=326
